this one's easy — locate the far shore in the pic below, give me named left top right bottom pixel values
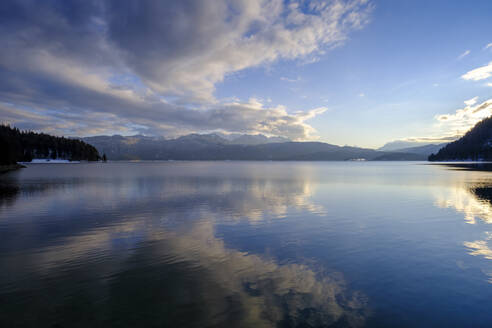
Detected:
left=0, top=163, right=26, bottom=174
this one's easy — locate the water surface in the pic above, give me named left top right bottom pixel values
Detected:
left=2, top=161, right=492, bottom=327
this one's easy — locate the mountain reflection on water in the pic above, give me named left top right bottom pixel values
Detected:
left=3, top=162, right=492, bottom=327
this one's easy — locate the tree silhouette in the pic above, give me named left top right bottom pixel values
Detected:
left=0, top=125, right=100, bottom=165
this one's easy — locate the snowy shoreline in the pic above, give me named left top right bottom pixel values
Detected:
left=19, top=159, right=81, bottom=164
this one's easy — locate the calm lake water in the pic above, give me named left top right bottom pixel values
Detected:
left=2, top=161, right=492, bottom=327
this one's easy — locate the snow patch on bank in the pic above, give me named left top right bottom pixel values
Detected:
left=20, top=159, right=80, bottom=164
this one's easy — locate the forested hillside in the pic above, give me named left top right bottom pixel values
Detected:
left=0, top=125, right=100, bottom=165
left=429, top=116, right=492, bottom=161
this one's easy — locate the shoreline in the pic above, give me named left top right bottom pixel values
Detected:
left=0, top=163, right=26, bottom=174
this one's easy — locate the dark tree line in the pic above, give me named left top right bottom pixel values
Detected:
left=429, top=116, right=492, bottom=161
left=0, top=125, right=100, bottom=165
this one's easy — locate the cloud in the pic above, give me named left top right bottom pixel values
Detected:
left=433, top=98, right=492, bottom=138
left=0, top=0, right=372, bottom=139
left=280, top=76, right=302, bottom=83
left=461, top=62, right=492, bottom=81
left=398, top=136, right=459, bottom=144
left=464, top=96, right=478, bottom=106
left=457, top=50, right=470, bottom=60
left=399, top=98, right=492, bottom=145
left=104, top=0, right=371, bottom=100
left=1, top=99, right=328, bottom=140
left=485, top=43, right=492, bottom=50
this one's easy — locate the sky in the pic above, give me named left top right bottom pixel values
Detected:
left=1, top=0, right=492, bottom=148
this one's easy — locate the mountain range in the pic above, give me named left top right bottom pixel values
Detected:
left=378, top=140, right=431, bottom=152
left=388, top=143, right=447, bottom=156
left=82, top=133, right=445, bottom=161
left=378, top=141, right=447, bottom=154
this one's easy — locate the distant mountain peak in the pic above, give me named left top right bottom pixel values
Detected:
left=378, top=140, right=435, bottom=152
left=228, top=134, right=290, bottom=145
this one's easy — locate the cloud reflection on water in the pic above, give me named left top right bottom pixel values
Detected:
left=0, top=164, right=367, bottom=327
left=432, top=170, right=492, bottom=283
left=434, top=185, right=492, bottom=224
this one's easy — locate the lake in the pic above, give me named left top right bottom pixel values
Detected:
left=1, top=161, right=492, bottom=327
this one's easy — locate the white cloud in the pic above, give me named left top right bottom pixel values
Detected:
left=280, top=76, right=301, bottom=83
left=457, top=50, right=470, bottom=60
left=385, top=136, right=458, bottom=146
left=392, top=98, right=492, bottom=145
left=104, top=0, right=373, bottom=102
left=1, top=95, right=329, bottom=140
left=485, top=43, right=492, bottom=50
left=462, top=62, right=492, bottom=81
left=0, top=0, right=372, bottom=139
left=433, top=98, right=492, bottom=138
left=487, top=83, right=492, bottom=87
left=464, top=96, right=478, bottom=106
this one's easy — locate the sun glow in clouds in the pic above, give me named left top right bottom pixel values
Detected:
left=433, top=98, right=492, bottom=139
